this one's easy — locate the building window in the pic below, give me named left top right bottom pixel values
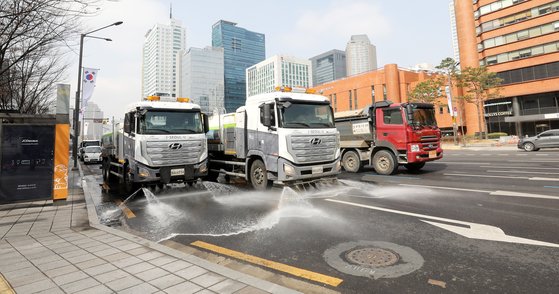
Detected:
left=333, top=94, right=337, bottom=112
left=349, top=90, right=353, bottom=110
left=477, top=1, right=559, bottom=34
left=439, top=106, right=444, bottom=114
left=477, top=0, right=527, bottom=17
left=383, top=85, right=387, bottom=101
left=354, top=89, right=358, bottom=109
left=371, top=86, right=376, bottom=103
left=482, top=41, right=559, bottom=65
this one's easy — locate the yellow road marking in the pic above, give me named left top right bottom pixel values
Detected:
left=190, top=240, right=343, bottom=287
left=115, top=199, right=136, bottom=219
left=0, top=273, right=15, bottom=294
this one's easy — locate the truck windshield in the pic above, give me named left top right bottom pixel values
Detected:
left=408, top=107, right=437, bottom=126
left=280, top=103, right=334, bottom=128
left=139, top=111, right=203, bottom=134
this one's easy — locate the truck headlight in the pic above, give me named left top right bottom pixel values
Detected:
left=138, top=167, right=150, bottom=178
left=198, top=161, right=208, bottom=174
left=410, top=144, right=420, bottom=152
left=284, top=163, right=296, bottom=177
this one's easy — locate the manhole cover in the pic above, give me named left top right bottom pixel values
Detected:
left=345, top=247, right=399, bottom=267
left=324, top=241, right=424, bottom=279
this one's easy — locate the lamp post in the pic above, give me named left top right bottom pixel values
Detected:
left=72, top=21, right=123, bottom=169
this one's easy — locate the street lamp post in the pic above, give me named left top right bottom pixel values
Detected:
left=72, top=21, right=123, bottom=169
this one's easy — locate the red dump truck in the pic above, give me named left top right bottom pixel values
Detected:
left=335, top=101, right=442, bottom=175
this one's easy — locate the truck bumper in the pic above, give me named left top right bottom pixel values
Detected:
left=133, top=159, right=208, bottom=184
left=276, top=157, right=341, bottom=184
left=406, top=147, right=443, bottom=163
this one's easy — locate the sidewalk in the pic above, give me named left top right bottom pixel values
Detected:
left=0, top=164, right=299, bottom=294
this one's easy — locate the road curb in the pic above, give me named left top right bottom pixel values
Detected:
left=77, top=163, right=300, bottom=294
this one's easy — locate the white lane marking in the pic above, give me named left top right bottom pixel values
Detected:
left=398, top=184, right=491, bottom=194
left=446, top=173, right=559, bottom=182
left=530, top=177, right=559, bottom=182
left=480, top=166, right=559, bottom=170
left=444, top=173, right=528, bottom=180
left=486, top=170, right=559, bottom=175
left=400, top=184, right=559, bottom=200
left=433, top=162, right=491, bottom=165
left=325, top=199, right=559, bottom=248
left=535, top=154, right=549, bottom=156
left=490, top=191, right=559, bottom=200
left=507, top=160, right=559, bottom=163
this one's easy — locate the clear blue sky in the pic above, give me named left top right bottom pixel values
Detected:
left=68, top=0, right=452, bottom=120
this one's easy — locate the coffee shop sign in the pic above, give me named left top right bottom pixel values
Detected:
left=485, top=111, right=512, bottom=117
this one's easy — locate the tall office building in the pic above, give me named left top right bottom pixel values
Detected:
left=454, top=0, right=559, bottom=136
left=246, top=55, right=312, bottom=97
left=176, top=47, right=225, bottom=114
left=212, top=20, right=265, bottom=112
left=345, top=34, right=378, bottom=76
left=142, top=17, right=186, bottom=99
left=309, top=49, right=347, bottom=86
left=449, top=1, right=460, bottom=63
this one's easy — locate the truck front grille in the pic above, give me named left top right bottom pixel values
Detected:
left=289, top=135, right=337, bottom=163
left=146, top=140, right=203, bottom=166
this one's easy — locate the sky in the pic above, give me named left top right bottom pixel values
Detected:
left=65, top=0, right=453, bottom=121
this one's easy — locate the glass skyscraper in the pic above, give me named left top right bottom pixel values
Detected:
left=212, top=20, right=265, bottom=112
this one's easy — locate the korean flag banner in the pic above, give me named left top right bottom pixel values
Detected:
left=82, top=68, right=99, bottom=109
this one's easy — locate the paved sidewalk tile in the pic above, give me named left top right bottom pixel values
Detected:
left=208, top=279, right=248, bottom=293
left=105, top=275, right=143, bottom=292
left=190, top=272, right=226, bottom=288
left=163, top=281, right=203, bottom=294
left=148, top=274, right=184, bottom=290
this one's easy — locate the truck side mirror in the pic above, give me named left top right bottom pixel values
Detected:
left=406, top=104, right=414, bottom=123
left=123, top=113, right=131, bottom=133
left=202, top=113, right=209, bottom=133
left=263, top=103, right=272, bottom=127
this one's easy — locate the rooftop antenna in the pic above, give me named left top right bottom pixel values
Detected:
left=169, top=3, right=172, bottom=19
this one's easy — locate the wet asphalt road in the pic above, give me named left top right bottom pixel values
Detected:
left=81, top=149, right=559, bottom=293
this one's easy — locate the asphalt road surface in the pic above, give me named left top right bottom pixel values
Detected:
left=82, top=149, right=559, bottom=293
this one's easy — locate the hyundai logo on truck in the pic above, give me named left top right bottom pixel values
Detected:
left=169, top=143, right=182, bottom=150
left=310, top=138, right=322, bottom=145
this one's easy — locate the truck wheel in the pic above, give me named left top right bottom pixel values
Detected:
left=373, top=150, right=398, bottom=175
left=249, top=159, right=272, bottom=190
left=205, top=171, right=219, bottom=182
left=342, top=150, right=361, bottom=173
left=404, top=162, right=425, bottom=173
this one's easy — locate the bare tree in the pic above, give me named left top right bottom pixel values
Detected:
left=455, top=66, right=503, bottom=139
left=0, top=0, right=98, bottom=113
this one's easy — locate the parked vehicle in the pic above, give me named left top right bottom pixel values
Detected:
left=82, top=146, right=102, bottom=164
left=101, top=96, right=209, bottom=192
left=78, top=139, right=100, bottom=161
left=334, top=101, right=442, bottom=175
left=518, top=129, right=559, bottom=151
left=206, top=87, right=341, bottom=190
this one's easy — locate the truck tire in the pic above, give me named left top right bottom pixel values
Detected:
left=249, top=159, right=272, bottom=190
left=342, top=150, right=361, bottom=173
left=404, top=162, right=425, bottom=172
left=373, top=150, right=398, bottom=175
left=205, top=171, right=219, bottom=182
